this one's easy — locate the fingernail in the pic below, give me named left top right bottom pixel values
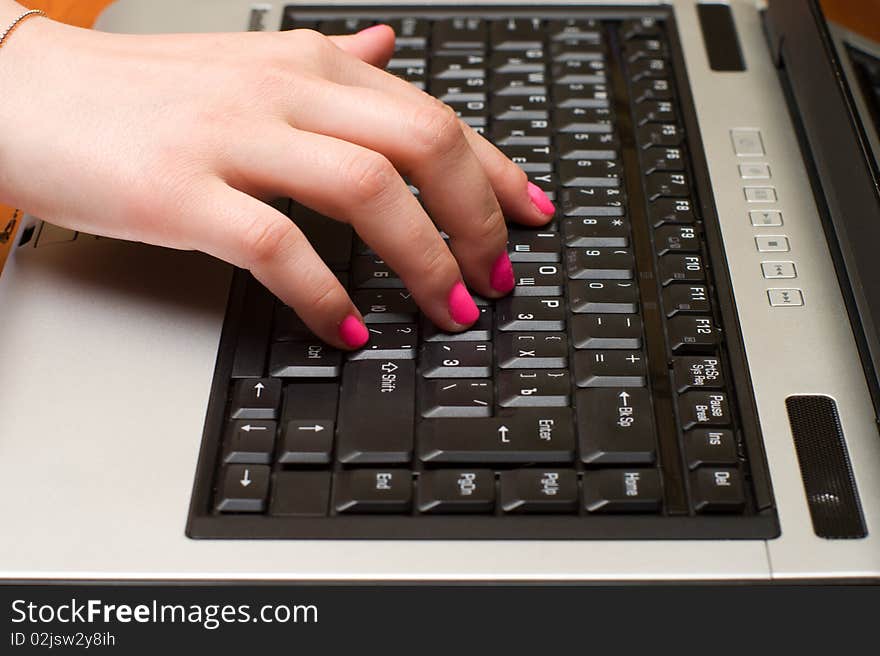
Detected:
left=339, top=314, right=369, bottom=348
left=448, top=282, right=480, bottom=325
left=357, top=24, right=389, bottom=35
left=527, top=182, right=556, bottom=216
left=490, top=251, right=515, bottom=294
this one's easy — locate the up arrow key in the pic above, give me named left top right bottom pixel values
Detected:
left=254, top=382, right=265, bottom=398
left=231, top=379, right=281, bottom=420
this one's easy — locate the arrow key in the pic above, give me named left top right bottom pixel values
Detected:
left=278, top=420, right=334, bottom=464
left=215, top=465, right=270, bottom=513
left=230, top=378, right=282, bottom=420
left=223, top=420, right=277, bottom=464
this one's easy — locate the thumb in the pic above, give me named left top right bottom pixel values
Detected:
left=328, top=24, right=396, bottom=69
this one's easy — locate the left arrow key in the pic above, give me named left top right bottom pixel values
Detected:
left=223, top=420, right=277, bottom=464
left=215, top=465, right=270, bottom=513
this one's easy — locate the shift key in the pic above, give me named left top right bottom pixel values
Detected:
left=336, top=360, right=415, bottom=463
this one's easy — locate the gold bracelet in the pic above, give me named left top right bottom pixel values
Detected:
left=0, top=9, right=45, bottom=50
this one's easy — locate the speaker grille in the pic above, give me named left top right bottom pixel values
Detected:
left=786, top=396, right=867, bottom=539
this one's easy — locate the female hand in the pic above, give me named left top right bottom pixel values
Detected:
left=0, top=9, right=555, bottom=348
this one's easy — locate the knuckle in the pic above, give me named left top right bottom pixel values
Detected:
left=240, top=217, right=296, bottom=267
left=419, top=242, right=453, bottom=281
left=410, top=101, right=465, bottom=159
left=341, top=151, right=396, bottom=205
left=472, top=205, right=506, bottom=244
left=308, top=279, right=344, bottom=315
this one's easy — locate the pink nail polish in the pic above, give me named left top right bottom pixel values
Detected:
left=527, top=182, right=556, bottom=216
left=448, top=282, right=480, bottom=325
left=490, top=252, right=515, bottom=294
left=339, top=314, right=369, bottom=348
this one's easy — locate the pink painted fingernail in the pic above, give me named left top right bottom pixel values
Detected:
left=490, top=252, right=515, bottom=294
left=527, top=182, right=556, bottom=216
left=448, top=282, right=480, bottom=325
left=339, top=314, right=369, bottom=349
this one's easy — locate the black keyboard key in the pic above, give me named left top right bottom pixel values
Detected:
left=333, top=469, right=413, bottom=514
left=491, top=71, right=548, bottom=96
left=215, top=465, right=270, bottom=513
left=351, top=256, right=403, bottom=288
left=662, top=284, right=711, bottom=315
left=620, top=17, right=662, bottom=40
left=354, top=289, right=418, bottom=323
left=418, top=409, right=575, bottom=463
left=640, top=146, right=686, bottom=174
left=554, top=107, right=613, bottom=132
left=500, top=469, right=579, bottom=513
left=658, top=254, right=706, bottom=285
left=431, top=53, right=486, bottom=79
left=563, top=216, right=630, bottom=247
left=547, top=19, right=602, bottom=43
left=336, top=360, right=415, bottom=463
left=673, top=356, right=725, bottom=392
left=230, top=378, right=282, bottom=420
left=417, top=469, right=496, bottom=513
left=648, top=198, right=696, bottom=226
left=498, top=369, right=571, bottom=407
left=508, top=230, right=561, bottom=262
left=555, top=132, right=619, bottom=159
left=635, top=122, right=683, bottom=149
left=420, top=379, right=493, bottom=418
left=388, top=17, right=429, bottom=47
left=645, top=172, right=690, bottom=200
left=223, top=419, right=276, bottom=464
left=571, top=314, right=643, bottom=349
left=583, top=469, right=662, bottom=513
left=678, top=391, right=731, bottom=429
left=512, top=262, right=564, bottom=296
left=273, top=305, right=312, bottom=342
left=289, top=203, right=352, bottom=270
left=497, top=332, right=568, bottom=368
left=654, top=224, right=701, bottom=254
left=629, top=57, right=670, bottom=81
left=624, top=38, right=667, bottom=62
left=552, top=59, right=606, bottom=84
left=685, top=429, right=738, bottom=469
left=350, top=323, right=418, bottom=360
left=691, top=467, right=745, bottom=513
left=280, top=382, right=338, bottom=424
left=497, top=296, right=565, bottom=331
left=422, top=306, right=492, bottom=341
left=559, top=159, right=621, bottom=187
left=270, top=471, right=331, bottom=516
left=318, top=18, right=370, bottom=35
left=667, top=316, right=719, bottom=354
left=231, top=277, right=273, bottom=378
left=432, top=17, right=487, bottom=50
left=633, top=100, right=675, bottom=125
left=566, top=247, right=635, bottom=279
left=552, top=82, right=611, bottom=108
left=573, top=350, right=647, bottom=387
left=432, top=78, right=487, bottom=102
left=559, top=187, right=626, bottom=216
left=269, top=341, right=343, bottom=378
left=568, top=280, right=639, bottom=313
left=490, top=18, right=543, bottom=50
left=550, top=41, right=605, bottom=62
left=421, top=342, right=493, bottom=378
left=489, top=51, right=546, bottom=74
left=500, top=143, right=552, bottom=170
left=576, top=388, right=657, bottom=464
left=631, top=76, right=674, bottom=103
left=278, top=419, right=334, bottom=464
left=491, top=119, right=552, bottom=145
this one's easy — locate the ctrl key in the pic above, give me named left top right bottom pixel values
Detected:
left=583, top=469, right=661, bottom=513
left=215, top=465, right=270, bottom=513
left=333, top=469, right=413, bottom=514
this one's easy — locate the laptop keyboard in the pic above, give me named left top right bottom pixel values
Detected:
left=187, top=7, right=778, bottom=540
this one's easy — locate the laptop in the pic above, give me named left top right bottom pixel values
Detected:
left=1, top=0, right=878, bottom=582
